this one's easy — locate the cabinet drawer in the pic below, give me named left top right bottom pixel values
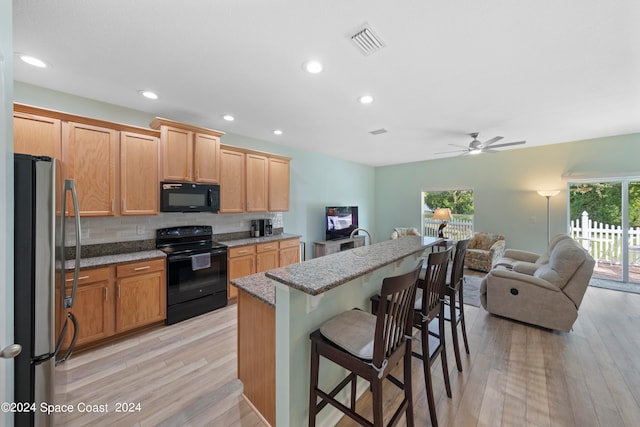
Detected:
left=117, top=258, right=165, bottom=278
left=279, top=238, right=300, bottom=249
left=229, top=245, right=256, bottom=258
left=257, top=242, right=278, bottom=253
left=65, top=267, right=111, bottom=285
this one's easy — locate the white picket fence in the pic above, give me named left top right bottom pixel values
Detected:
left=570, top=211, right=640, bottom=264
left=423, top=218, right=474, bottom=241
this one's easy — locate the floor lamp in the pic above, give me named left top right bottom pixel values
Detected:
left=537, top=190, right=560, bottom=244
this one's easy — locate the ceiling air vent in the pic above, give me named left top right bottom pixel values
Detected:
left=369, top=128, right=388, bottom=135
left=349, top=24, right=386, bottom=56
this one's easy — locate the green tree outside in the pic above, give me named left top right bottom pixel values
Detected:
left=423, top=190, right=474, bottom=221
left=570, top=182, right=640, bottom=227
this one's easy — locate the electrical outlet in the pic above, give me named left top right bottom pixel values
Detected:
left=136, top=225, right=146, bottom=235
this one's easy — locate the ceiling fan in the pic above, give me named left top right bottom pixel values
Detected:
left=437, top=132, right=526, bottom=156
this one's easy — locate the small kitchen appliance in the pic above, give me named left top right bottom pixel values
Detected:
left=257, top=219, right=273, bottom=236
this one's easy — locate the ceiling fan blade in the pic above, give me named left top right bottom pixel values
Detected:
left=482, top=136, right=503, bottom=147
left=448, top=143, right=471, bottom=149
left=490, top=140, right=526, bottom=149
left=435, top=148, right=467, bottom=155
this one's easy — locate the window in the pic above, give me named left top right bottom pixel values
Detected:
left=422, top=190, right=474, bottom=239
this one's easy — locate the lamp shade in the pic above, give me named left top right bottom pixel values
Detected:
left=433, top=208, right=452, bottom=221
left=537, top=190, right=560, bottom=197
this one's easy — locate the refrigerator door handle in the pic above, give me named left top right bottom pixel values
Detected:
left=55, top=312, right=78, bottom=366
left=62, top=179, right=81, bottom=309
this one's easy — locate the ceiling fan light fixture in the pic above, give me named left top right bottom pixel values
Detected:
left=469, top=148, right=482, bottom=155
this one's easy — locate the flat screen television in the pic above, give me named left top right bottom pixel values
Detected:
left=325, top=206, right=359, bottom=240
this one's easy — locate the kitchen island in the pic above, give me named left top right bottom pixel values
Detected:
left=231, top=235, right=442, bottom=426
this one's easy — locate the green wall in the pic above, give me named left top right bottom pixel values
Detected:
left=375, top=133, right=640, bottom=253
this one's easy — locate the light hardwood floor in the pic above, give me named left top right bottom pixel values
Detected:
left=55, top=284, right=640, bottom=426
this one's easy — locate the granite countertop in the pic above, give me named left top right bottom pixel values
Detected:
left=266, top=236, right=442, bottom=296
left=231, top=273, right=277, bottom=307
left=221, top=233, right=302, bottom=248
left=65, top=250, right=166, bottom=270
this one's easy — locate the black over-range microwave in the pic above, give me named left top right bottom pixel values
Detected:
left=160, top=182, right=220, bottom=213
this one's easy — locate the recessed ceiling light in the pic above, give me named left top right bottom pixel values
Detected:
left=19, top=55, right=48, bottom=68
left=222, top=114, right=235, bottom=122
left=138, top=90, right=158, bottom=100
left=303, top=60, right=323, bottom=74
left=358, top=95, right=374, bottom=104
left=273, top=129, right=283, bottom=135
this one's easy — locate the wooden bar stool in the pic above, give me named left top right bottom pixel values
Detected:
left=308, top=261, right=423, bottom=427
left=443, top=238, right=471, bottom=372
left=413, top=249, right=452, bottom=427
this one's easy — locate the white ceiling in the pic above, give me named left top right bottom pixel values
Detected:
left=12, top=0, right=640, bottom=166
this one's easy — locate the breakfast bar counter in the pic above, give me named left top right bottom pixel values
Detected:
left=231, top=236, right=442, bottom=426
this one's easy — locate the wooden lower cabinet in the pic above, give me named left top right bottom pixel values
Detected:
left=61, top=267, right=113, bottom=349
left=59, top=258, right=166, bottom=351
left=115, top=259, right=166, bottom=333
left=228, top=238, right=300, bottom=302
left=228, top=246, right=256, bottom=301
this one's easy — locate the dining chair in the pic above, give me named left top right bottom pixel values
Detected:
left=413, top=248, right=452, bottom=427
left=308, top=261, right=423, bottom=427
left=443, top=238, right=471, bottom=372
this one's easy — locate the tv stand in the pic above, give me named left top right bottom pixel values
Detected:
left=313, top=236, right=366, bottom=258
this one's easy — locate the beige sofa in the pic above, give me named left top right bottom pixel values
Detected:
left=480, top=236, right=595, bottom=332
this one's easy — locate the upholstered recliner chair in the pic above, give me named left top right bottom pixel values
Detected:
left=463, top=232, right=506, bottom=272
left=494, top=233, right=572, bottom=274
left=480, top=236, right=595, bottom=332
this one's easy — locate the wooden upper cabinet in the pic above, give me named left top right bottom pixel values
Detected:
left=13, top=111, right=62, bottom=158
left=120, top=132, right=159, bottom=215
left=194, top=133, right=220, bottom=183
left=151, top=118, right=224, bottom=184
left=269, top=157, right=290, bottom=212
left=64, top=122, right=118, bottom=217
left=246, top=153, right=269, bottom=212
left=161, top=126, right=193, bottom=181
left=220, top=148, right=246, bottom=213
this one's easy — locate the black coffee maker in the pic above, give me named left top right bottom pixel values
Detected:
left=258, top=219, right=273, bottom=236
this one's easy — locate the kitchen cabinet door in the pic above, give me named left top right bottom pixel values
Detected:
left=115, top=260, right=166, bottom=333
left=268, top=157, right=290, bottom=212
left=13, top=112, right=62, bottom=159
left=161, top=125, right=193, bottom=181
left=65, top=122, right=118, bottom=216
left=256, top=242, right=279, bottom=273
left=220, top=148, right=246, bottom=213
left=121, top=131, right=159, bottom=215
left=279, top=239, right=300, bottom=267
left=61, top=267, right=113, bottom=349
left=193, top=133, right=220, bottom=183
left=228, top=246, right=257, bottom=301
left=246, top=153, right=269, bottom=212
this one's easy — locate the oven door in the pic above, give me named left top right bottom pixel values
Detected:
left=166, top=249, right=227, bottom=306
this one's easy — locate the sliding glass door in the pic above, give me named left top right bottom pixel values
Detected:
left=569, top=179, right=640, bottom=286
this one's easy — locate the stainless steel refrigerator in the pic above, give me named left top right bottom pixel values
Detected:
left=13, top=154, right=81, bottom=427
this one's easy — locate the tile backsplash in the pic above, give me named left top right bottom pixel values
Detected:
left=67, top=212, right=284, bottom=245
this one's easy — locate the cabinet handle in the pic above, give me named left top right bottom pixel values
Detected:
left=122, top=199, right=126, bottom=211
left=111, top=199, right=115, bottom=212
left=195, top=169, right=199, bottom=180
left=66, top=275, right=89, bottom=282
left=237, top=250, right=248, bottom=254
left=133, top=266, right=151, bottom=271
left=105, top=287, right=108, bottom=302
left=118, top=285, right=121, bottom=299
left=188, top=168, right=192, bottom=179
